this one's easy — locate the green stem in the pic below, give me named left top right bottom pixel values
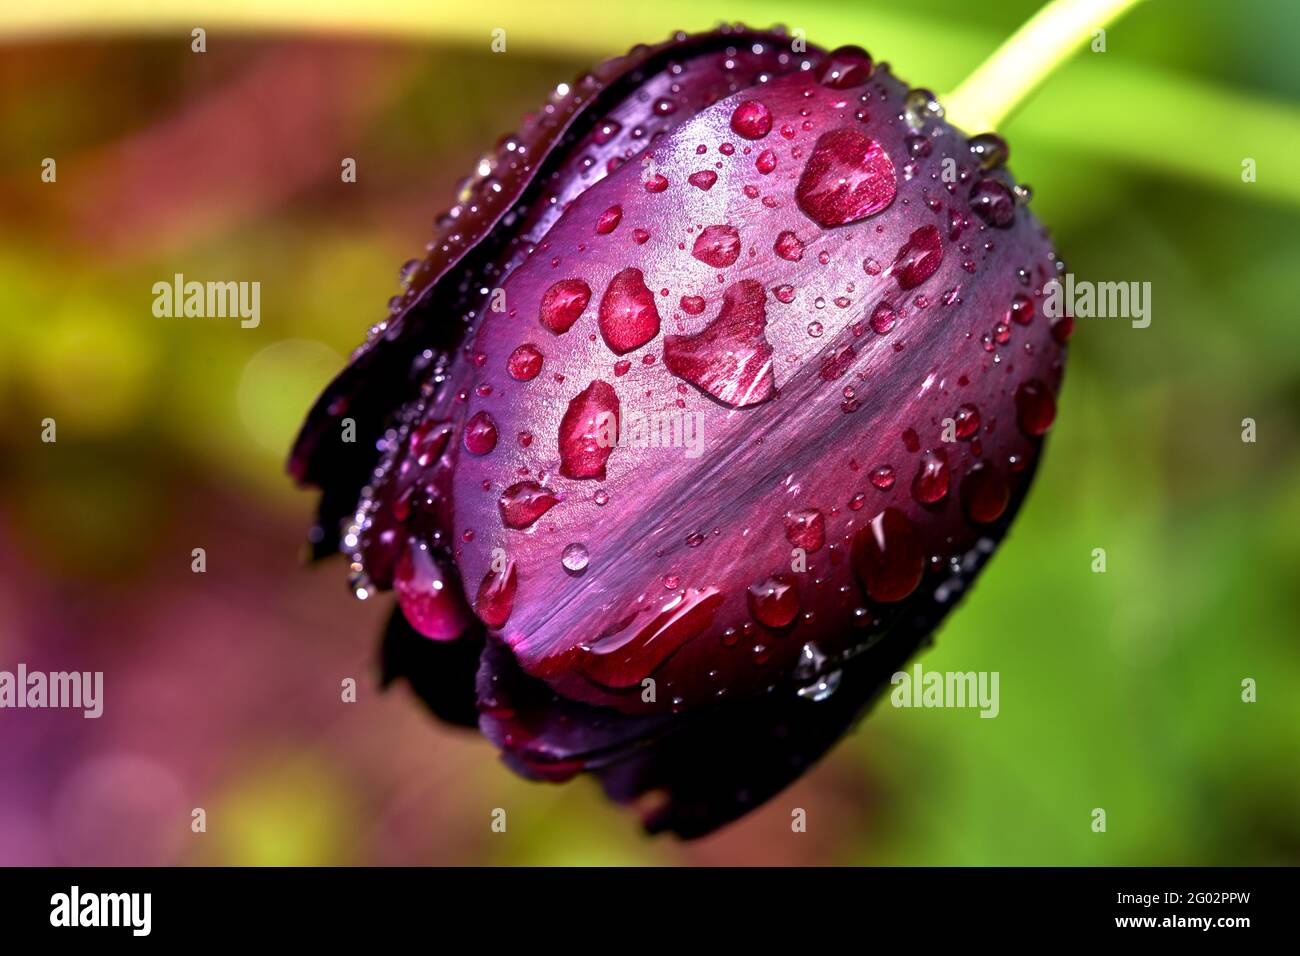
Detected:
left=942, top=0, right=1146, bottom=133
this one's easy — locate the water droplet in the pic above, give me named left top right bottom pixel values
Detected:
left=795, top=128, right=897, bottom=227
left=463, top=411, right=498, bottom=455
left=869, top=301, right=897, bottom=334
left=893, top=225, right=943, bottom=289
left=507, top=343, right=544, bottom=381
left=539, top=278, right=591, bottom=334
left=559, top=380, right=620, bottom=479
left=398, top=258, right=421, bottom=287
left=961, top=464, right=1010, bottom=524
left=395, top=541, right=471, bottom=640
left=680, top=295, right=706, bottom=315
left=747, top=573, right=800, bottom=628
left=663, top=279, right=775, bottom=408
left=953, top=403, right=980, bottom=439
left=869, top=464, right=895, bottom=489
left=561, top=542, right=590, bottom=572
left=911, top=449, right=950, bottom=504
left=1015, top=379, right=1056, bottom=436
left=1008, top=292, right=1034, bottom=325
left=499, top=480, right=558, bottom=529
left=578, top=587, right=722, bottom=688
left=797, top=668, right=842, bottom=701
left=774, top=230, right=805, bottom=261
left=692, top=224, right=742, bottom=268
left=784, top=508, right=826, bottom=552
left=595, top=205, right=622, bottom=234
left=904, top=88, right=944, bottom=129
left=793, top=642, right=827, bottom=682
left=968, top=132, right=1009, bottom=170
left=475, top=561, right=517, bottom=628
left=970, top=178, right=1016, bottom=228
left=815, top=45, right=873, bottom=89
left=598, top=268, right=661, bottom=354
left=851, top=507, right=925, bottom=602
left=592, top=119, right=622, bottom=145
left=688, top=169, right=718, bottom=190
left=730, top=100, right=773, bottom=139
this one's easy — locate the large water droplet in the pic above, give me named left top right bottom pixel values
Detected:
left=961, top=464, right=1010, bottom=524
left=911, top=449, right=950, bottom=504
left=730, top=100, right=773, bottom=139
left=814, top=45, right=873, bottom=89
left=970, top=178, right=1016, bottom=228
left=559, top=380, right=620, bottom=479
left=579, top=588, right=723, bottom=688
left=663, top=279, right=775, bottom=408
left=463, top=411, right=498, bottom=455
left=795, top=129, right=897, bottom=228
left=597, top=268, right=661, bottom=354
left=507, top=343, right=544, bottom=381
left=499, top=480, right=559, bottom=529
left=904, top=88, right=944, bottom=130
left=892, top=225, right=943, bottom=289
left=968, top=132, right=1009, bottom=170
left=1015, top=379, right=1056, bottom=436
left=692, top=224, right=742, bottom=268
left=852, top=507, right=925, bottom=602
left=539, top=278, right=591, bottom=334
left=747, top=573, right=801, bottom=628
left=395, top=541, right=471, bottom=640
left=475, top=560, right=517, bottom=628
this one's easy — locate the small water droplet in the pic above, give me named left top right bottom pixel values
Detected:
left=561, top=542, right=590, bottom=572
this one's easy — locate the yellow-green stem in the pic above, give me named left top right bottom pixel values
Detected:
left=942, top=0, right=1145, bottom=134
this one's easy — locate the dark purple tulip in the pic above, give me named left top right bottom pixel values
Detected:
left=290, top=27, right=1068, bottom=836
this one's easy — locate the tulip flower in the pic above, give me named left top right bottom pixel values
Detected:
left=291, top=11, right=1108, bottom=835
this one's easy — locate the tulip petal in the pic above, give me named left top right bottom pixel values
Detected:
left=448, top=59, right=1063, bottom=718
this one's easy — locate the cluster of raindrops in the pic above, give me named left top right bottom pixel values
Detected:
left=318, top=28, right=1065, bottom=716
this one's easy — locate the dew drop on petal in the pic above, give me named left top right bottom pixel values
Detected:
left=730, top=100, right=773, bottom=139
left=795, top=129, right=897, bottom=228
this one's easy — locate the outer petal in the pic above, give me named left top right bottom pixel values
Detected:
left=288, top=28, right=828, bottom=605
left=449, top=62, right=1065, bottom=715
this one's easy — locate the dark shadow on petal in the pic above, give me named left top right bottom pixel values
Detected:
left=594, top=623, right=927, bottom=839
left=476, top=639, right=671, bottom=781
left=379, top=606, right=484, bottom=728
left=593, top=478, right=1035, bottom=839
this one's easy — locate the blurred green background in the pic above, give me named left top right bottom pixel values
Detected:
left=0, top=0, right=1296, bottom=865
